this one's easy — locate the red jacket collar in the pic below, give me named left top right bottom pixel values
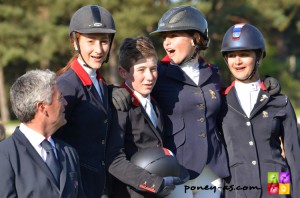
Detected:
left=223, top=81, right=267, bottom=95
left=260, top=81, right=267, bottom=91
left=121, top=82, right=140, bottom=107
left=160, top=55, right=171, bottom=64
left=222, top=81, right=235, bottom=95
left=71, top=59, right=106, bottom=86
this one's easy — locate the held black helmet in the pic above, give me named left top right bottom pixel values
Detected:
left=221, top=23, right=266, bottom=58
left=150, top=6, right=209, bottom=49
left=131, top=147, right=189, bottom=181
left=69, top=5, right=116, bottom=63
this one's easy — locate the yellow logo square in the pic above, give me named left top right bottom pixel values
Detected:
left=279, top=183, right=290, bottom=194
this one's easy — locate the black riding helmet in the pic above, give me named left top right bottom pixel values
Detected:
left=130, top=147, right=189, bottom=182
left=69, top=5, right=116, bottom=63
left=150, top=6, right=209, bottom=65
left=150, top=6, right=209, bottom=49
left=221, top=23, right=266, bottom=81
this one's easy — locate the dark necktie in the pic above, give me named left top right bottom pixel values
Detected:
left=41, top=139, right=61, bottom=185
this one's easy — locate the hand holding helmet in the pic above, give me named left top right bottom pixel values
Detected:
left=157, top=176, right=184, bottom=197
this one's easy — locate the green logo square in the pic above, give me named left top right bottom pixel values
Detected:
left=268, top=172, right=279, bottom=183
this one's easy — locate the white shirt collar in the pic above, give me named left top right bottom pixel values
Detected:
left=234, top=79, right=261, bottom=117
left=235, top=80, right=261, bottom=92
left=180, top=59, right=199, bottom=71
left=19, top=123, right=55, bottom=148
left=78, top=58, right=102, bottom=98
left=77, top=58, right=97, bottom=78
left=180, top=59, right=200, bottom=84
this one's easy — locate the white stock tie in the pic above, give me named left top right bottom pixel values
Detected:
left=145, top=99, right=157, bottom=128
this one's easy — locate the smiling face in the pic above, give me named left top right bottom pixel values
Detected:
left=226, top=50, right=259, bottom=83
left=75, top=33, right=111, bottom=70
left=162, top=31, right=196, bottom=65
left=119, top=57, right=158, bottom=98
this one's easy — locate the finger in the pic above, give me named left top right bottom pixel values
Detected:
left=173, top=177, right=184, bottom=185
left=120, top=89, right=131, bottom=104
left=112, top=98, right=121, bottom=111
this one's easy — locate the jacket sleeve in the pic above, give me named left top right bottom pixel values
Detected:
left=68, top=146, right=87, bottom=198
left=282, top=97, right=300, bottom=197
left=108, top=109, right=164, bottom=194
left=0, top=143, right=17, bottom=198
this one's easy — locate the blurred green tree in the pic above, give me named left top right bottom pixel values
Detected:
left=0, top=0, right=299, bottom=121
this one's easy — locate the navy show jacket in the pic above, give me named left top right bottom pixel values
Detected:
left=53, top=59, right=112, bottom=197
left=219, top=81, right=300, bottom=198
left=151, top=56, right=230, bottom=180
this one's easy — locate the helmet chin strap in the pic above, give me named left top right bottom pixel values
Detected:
left=237, top=65, right=257, bottom=82
left=237, top=53, right=262, bottom=82
left=175, top=38, right=201, bottom=66
left=72, top=32, right=94, bottom=69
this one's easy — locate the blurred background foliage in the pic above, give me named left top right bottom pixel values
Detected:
left=0, top=0, right=299, bottom=122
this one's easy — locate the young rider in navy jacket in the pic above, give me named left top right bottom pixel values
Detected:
left=109, top=36, right=185, bottom=198
left=219, top=23, right=300, bottom=198
left=54, top=5, right=117, bottom=197
left=149, top=6, right=229, bottom=198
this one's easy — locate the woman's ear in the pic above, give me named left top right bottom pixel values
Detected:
left=191, top=40, right=195, bottom=46
left=257, top=58, right=263, bottom=67
left=72, top=39, right=78, bottom=51
left=71, top=33, right=80, bottom=51
left=191, top=32, right=201, bottom=46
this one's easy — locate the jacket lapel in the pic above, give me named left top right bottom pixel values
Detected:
left=71, top=59, right=108, bottom=114
left=55, top=141, right=67, bottom=193
left=152, top=100, right=164, bottom=136
left=86, top=86, right=108, bottom=114
left=198, top=66, right=213, bottom=86
left=225, top=82, right=270, bottom=118
left=250, top=90, right=270, bottom=118
left=121, top=82, right=163, bottom=144
left=226, top=87, right=248, bottom=117
left=13, top=129, right=60, bottom=191
left=99, top=80, right=109, bottom=112
left=164, top=58, right=214, bottom=87
left=133, top=104, right=163, bottom=145
left=166, top=64, right=196, bottom=86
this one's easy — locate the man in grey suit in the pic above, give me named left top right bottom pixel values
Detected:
left=0, top=69, right=86, bottom=198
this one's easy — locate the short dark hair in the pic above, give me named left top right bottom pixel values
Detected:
left=119, top=36, right=157, bottom=71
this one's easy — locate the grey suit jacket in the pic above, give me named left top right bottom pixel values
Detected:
left=0, top=127, right=86, bottom=198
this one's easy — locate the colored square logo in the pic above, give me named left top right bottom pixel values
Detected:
left=268, top=183, right=279, bottom=194
left=279, top=172, right=290, bottom=183
left=268, top=172, right=278, bottom=183
left=279, top=183, right=290, bottom=194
